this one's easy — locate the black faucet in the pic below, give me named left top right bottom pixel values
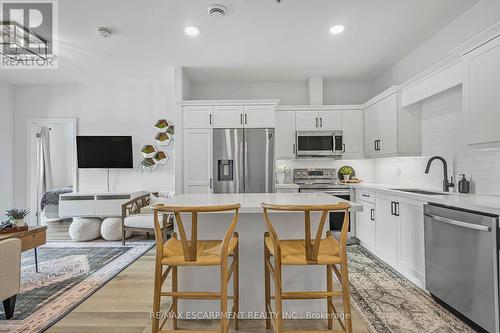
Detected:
left=425, top=156, right=455, bottom=192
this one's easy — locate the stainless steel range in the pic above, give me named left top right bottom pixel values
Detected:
left=293, top=168, right=351, bottom=233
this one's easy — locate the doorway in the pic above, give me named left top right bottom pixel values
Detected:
left=27, top=119, right=78, bottom=228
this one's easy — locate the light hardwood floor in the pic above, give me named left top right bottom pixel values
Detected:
left=45, top=221, right=370, bottom=333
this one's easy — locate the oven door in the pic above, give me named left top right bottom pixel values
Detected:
left=296, top=131, right=335, bottom=157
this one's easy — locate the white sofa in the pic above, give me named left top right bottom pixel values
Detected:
left=0, top=238, right=21, bottom=319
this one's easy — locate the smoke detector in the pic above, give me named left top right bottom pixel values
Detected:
left=208, top=4, right=227, bottom=18
left=97, top=27, right=112, bottom=39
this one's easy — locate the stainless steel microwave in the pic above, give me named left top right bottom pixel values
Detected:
left=296, top=130, right=343, bottom=157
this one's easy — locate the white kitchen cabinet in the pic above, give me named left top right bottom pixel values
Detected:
left=463, top=35, right=500, bottom=146
left=183, top=128, right=213, bottom=194
left=244, top=105, right=275, bottom=128
left=375, top=195, right=399, bottom=268
left=364, top=103, right=380, bottom=157
left=183, top=106, right=213, bottom=128
left=213, top=105, right=244, bottom=128
left=295, top=111, right=319, bottom=131
left=361, top=201, right=376, bottom=252
left=363, top=89, right=420, bottom=158
left=398, top=200, right=425, bottom=285
left=341, top=109, right=363, bottom=158
left=295, top=110, right=342, bottom=131
left=276, top=111, right=296, bottom=159
left=378, top=93, right=398, bottom=155
left=318, top=111, right=342, bottom=130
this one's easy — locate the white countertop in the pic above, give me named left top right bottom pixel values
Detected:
left=352, top=183, right=500, bottom=215
left=161, top=193, right=362, bottom=214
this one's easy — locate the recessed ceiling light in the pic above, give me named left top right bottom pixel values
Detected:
left=184, top=26, right=200, bottom=36
left=329, top=25, right=345, bottom=34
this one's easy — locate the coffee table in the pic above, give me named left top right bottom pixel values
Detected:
left=0, top=226, right=47, bottom=272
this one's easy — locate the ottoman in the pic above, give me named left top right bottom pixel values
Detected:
left=101, top=217, right=132, bottom=241
left=69, top=218, right=102, bottom=241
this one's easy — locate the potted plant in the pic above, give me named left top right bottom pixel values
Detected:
left=155, top=132, right=172, bottom=146
left=153, top=151, right=168, bottom=164
left=138, top=158, right=157, bottom=173
left=141, top=145, right=156, bottom=158
left=339, top=166, right=354, bottom=182
left=276, top=164, right=289, bottom=184
left=154, top=119, right=170, bottom=132
left=6, top=208, right=30, bottom=227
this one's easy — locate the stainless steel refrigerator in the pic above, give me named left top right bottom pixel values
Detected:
left=213, top=128, right=275, bottom=193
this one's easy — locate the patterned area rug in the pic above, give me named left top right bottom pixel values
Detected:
left=0, top=241, right=154, bottom=333
left=347, top=245, right=474, bottom=333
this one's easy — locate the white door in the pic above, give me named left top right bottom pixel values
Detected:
left=364, top=201, right=376, bottom=252
left=341, top=109, right=363, bottom=157
left=375, top=195, right=398, bottom=267
left=295, top=111, right=319, bottom=131
left=183, top=129, right=213, bottom=194
left=398, top=201, right=425, bottom=284
left=318, top=111, right=342, bottom=130
left=275, top=111, right=296, bottom=159
left=183, top=106, right=213, bottom=128
left=379, top=93, right=398, bottom=155
left=244, top=105, right=275, bottom=128
left=463, top=36, right=500, bottom=145
left=364, top=103, right=380, bottom=157
left=213, top=105, right=244, bottom=128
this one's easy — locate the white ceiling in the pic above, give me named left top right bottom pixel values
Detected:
left=0, top=0, right=478, bottom=84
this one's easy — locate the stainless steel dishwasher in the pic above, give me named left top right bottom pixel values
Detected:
left=424, top=203, right=499, bottom=333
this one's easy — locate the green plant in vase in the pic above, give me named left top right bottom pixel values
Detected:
left=154, top=119, right=170, bottom=132
left=138, top=158, right=157, bottom=173
left=339, top=166, right=354, bottom=182
left=6, top=208, right=30, bottom=227
left=141, top=145, right=156, bottom=157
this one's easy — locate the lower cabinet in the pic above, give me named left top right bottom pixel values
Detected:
left=398, top=200, right=425, bottom=285
left=355, top=190, right=426, bottom=288
left=375, top=195, right=399, bottom=268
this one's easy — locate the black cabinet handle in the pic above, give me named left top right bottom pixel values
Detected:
left=209, top=114, right=212, bottom=125
left=370, top=208, right=375, bottom=221
left=245, top=113, right=248, bottom=125
left=374, top=140, right=377, bottom=151
left=395, top=202, right=400, bottom=216
left=315, top=117, right=319, bottom=128
left=391, top=201, right=395, bottom=215
left=343, top=143, right=346, bottom=153
left=292, top=143, right=296, bottom=154
left=320, top=118, right=323, bottom=127
left=240, top=114, right=243, bottom=124
left=362, top=194, right=370, bottom=198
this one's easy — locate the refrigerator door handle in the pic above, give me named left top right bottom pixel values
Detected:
left=244, top=141, right=249, bottom=193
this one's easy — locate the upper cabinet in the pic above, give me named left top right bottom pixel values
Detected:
left=213, top=105, right=244, bottom=128
left=341, top=109, right=364, bottom=158
left=463, top=35, right=500, bottom=146
left=295, top=111, right=342, bottom=131
left=275, top=110, right=296, bottom=159
left=183, top=105, right=213, bottom=128
left=363, top=89, right=421, bottom=158
left=244, top=105, right=275, bottom=128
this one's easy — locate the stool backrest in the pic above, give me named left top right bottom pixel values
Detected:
left=261, top=202, right=351, bottom=264
left=154, top=203, right=241, bottom=262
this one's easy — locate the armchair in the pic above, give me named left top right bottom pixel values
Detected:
left=0, top=238, right=21, bottom=319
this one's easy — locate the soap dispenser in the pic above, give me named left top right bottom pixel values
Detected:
left=458, top=174, right=470, bottom=194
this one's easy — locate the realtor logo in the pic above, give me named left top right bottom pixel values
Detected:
left=0, top=0, right=58, bottom=69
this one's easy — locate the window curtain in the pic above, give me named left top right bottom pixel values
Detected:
left=37, top=127, right=53, bottom=216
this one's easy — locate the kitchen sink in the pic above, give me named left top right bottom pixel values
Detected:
left=390, top=188, right=452, bottom=195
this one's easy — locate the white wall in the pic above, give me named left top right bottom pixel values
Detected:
left=373, top=85, right=500, bottom=195
left=13, top=84, right=175, bottom=207
left=190, top=81, right=309, bottom=105
left=323, top=80, right=373, bottom=105
left=0, top=83, right=14, bottom=218
left=372, top=0, right=500, bottom=93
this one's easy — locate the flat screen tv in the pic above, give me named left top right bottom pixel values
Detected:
left=77, top=136, right=133, bottom=168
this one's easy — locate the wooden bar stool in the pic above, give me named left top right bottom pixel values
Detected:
left=152, top=203, right=241, bottom=333
left=262, top=202, right=352, bottom=333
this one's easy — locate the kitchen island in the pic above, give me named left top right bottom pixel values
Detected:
left=160, top=193, right=363, bottom=318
